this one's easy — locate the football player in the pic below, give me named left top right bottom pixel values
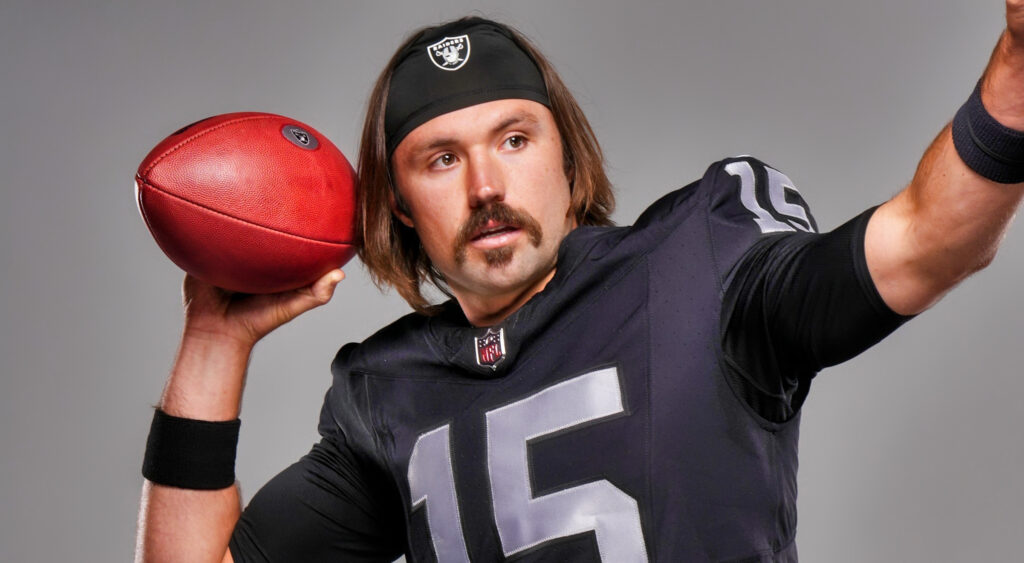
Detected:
left=137, top=7, right=1024, bottom=562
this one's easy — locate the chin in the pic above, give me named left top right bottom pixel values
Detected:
left=483, top=246, right=515, bottom=267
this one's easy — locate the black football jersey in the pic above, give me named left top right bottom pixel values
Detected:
left=230, top=157, right=907, bottom=562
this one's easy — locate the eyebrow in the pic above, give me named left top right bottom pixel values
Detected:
left=491, top=111, right=540, bottom=135
left=411, top=111, right=541, bottom=157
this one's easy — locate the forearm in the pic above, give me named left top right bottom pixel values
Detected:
left=136, top=334, right=252, bottom=562
left=867, top=25, right=1024, bottom=315
left=982, top=25, right=1024, bottom=131
left=160, top=331, right=252, bottom=420
left=137, top=481, right=239, bottom=563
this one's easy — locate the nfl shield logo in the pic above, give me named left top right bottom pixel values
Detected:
left=427, top=35, right=470, bottom=71
left=474, top=327, right=506, bottom=369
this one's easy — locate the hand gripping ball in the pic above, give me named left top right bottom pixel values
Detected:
left=135, top=112, right=358, bottom=294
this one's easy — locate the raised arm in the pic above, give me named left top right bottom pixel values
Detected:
left=866, top=2, right=1024, bottom=315
left=135, top=270, right=343, bottom=563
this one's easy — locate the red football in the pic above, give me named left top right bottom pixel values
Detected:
left=135, top=112, right=358, bottom=294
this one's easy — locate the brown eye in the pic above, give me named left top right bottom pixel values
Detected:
left=504, top=135, right=525, bottom=149
left=432, top=153, right=457, bottom=168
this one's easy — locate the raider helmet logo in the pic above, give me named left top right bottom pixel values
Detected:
left=428, top=35, right=470, bottom=71
left=474, top=327, right=506, bottom=369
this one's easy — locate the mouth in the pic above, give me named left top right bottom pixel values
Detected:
left=470, top=220, right=522, bottom=249
left=472, top=221, right=520, bottom=241
left=453, top=203, right=543, bottom=266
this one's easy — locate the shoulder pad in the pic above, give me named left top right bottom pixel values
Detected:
left=703, top=156, right=817, bottom=286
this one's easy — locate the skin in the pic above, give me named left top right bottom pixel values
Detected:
left=136, top=4, right=1024, bottom=561
left=135, top=273, right=344, bottom=563
left=389, top=99, right=577, bottom=326
left=867, top=24, right=1024, bottom=315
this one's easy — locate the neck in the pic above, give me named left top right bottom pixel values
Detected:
left=455, top=268, right=557, bottom=327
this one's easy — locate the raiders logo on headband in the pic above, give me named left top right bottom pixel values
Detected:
left=385, top=18, right=550, bottom=153
left=428, top=35, right=470, bottom=71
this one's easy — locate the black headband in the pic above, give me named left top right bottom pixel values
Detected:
left=384, top=18, right=551, bottom=154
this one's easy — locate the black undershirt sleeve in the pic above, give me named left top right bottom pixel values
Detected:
left=229, top=437, right=405, bottom=563
left=721, top=206, right=913, bottom=422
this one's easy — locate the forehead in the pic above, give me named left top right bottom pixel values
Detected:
left=393, top=98, right=555, bottom=157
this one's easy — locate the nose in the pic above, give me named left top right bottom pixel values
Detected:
left=466, top=152, right=505, bottom=208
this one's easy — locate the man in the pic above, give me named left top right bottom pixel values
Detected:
left=136, top=9, right=1024, bottom=563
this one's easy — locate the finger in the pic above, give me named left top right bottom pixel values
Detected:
left=182, top=273, right=228, bottom=310
left=311, top=268, right=346, bottom=302
left=272, top=269, right=346, bottom=321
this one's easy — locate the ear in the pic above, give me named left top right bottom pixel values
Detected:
left=389, top=191, right=415, bottom=228
left=562, top=148, right=575, bottom=189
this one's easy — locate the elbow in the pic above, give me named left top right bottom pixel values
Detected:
left=970, top=247, right=998, bottom=274
left=894, top=244, right=999, bottom=316
left=931, top=247, right=996, bottom=290
left=954, top=230, right=1005, bottom=279
left=909, top=210, right=1008, bottom=288
left=919, top=244, right=998, bottom=309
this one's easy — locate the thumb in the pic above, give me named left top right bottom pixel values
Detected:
left=1009, top=1, right=1024, bottom=38
left=267, top=269, right=346, bottom=326
left=308, top=268, right=346, bottom=304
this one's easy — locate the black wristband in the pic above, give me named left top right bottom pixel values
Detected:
left=142, top=409, right=241, bottom=490
left=951, top=81, right=1024, bottom=184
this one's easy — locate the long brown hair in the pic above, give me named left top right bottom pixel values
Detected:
left=357, top=17, right=614, bottom=314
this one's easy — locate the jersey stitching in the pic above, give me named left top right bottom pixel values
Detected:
left=642, top=257, right=657, bottom=563
left=768, top=431, right=781, bottom=552
left=705, top=159, right=731, bottom=293
left=356, top=375, right=418, bottom=557
left=704, top=159, right=793, bottom=432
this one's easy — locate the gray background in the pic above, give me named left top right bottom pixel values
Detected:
left=1, top=0, right=1020, bottom=561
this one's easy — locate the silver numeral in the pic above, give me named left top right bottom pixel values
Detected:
left=407, top=367, right=648, bottom=561
left=726, top=160, right=815, bottom=234
left=408, top=424, right=471, bottom=562
left=486, top=366, right=648, bottom=561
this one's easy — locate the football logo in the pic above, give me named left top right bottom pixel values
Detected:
left=428, top=35, right=470, bottom=71
left=474, top=327, right=506, bottom=369
left=281, top=125, right=319, bottom=150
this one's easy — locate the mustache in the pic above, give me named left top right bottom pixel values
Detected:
left=453, top=202, right=543, bottom=264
